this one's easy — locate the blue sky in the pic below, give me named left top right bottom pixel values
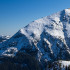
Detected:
left=0, top=0, right=70, bottom=36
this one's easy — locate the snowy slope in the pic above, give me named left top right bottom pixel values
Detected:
left=0, top=35, right=10, bottom=43
left=0, top=9, right=70, bottom=69
left=46, top=60, right=70, bottom=70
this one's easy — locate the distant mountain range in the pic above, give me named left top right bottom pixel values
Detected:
left=0, top=8, right=70, bottom=70
left=0, top=35, right=10, bottom=43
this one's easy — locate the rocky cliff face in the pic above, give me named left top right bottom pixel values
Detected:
left=0, top=8, right=70, bottom=70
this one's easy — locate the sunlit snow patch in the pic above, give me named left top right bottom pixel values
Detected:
left=2, top=47, right=18, bottom=57
left=59, top=60, right=70, bottom=67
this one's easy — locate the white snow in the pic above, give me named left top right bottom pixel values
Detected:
left=0, top=8, right=70, bottom=63
left=65, top=8, right=70, bottom=16
left=59, top=60, right=70, bottom=67
left=54, top=17, right=60, bottom=22
left=66, top=23, right=70, bottom=37
left=2, top=47, right=18, bottom=57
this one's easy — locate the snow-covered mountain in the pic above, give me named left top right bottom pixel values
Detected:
left=0, top=35, right=10, bottom=43
left=0, top=8, right=70, bottom=70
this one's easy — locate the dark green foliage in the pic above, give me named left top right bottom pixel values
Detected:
left=0, top=62, right=22, bottom=70
left=68, top=65, right=70, bottom=70
left=15, top=52, right=42, bottom=70
left=65, top=65, right=68, bottom=70
left=0, top=52, right=42, bottom=70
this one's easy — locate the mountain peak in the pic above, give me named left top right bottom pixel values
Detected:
left=0, top=9, right=70, bottom=70
left=64, top=8, right=70, bottom=15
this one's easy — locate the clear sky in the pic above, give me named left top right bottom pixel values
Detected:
left=0, top=0, right=70, bottom=36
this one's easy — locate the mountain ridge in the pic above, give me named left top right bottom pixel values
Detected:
left=0, top=8, right=70, bottom=70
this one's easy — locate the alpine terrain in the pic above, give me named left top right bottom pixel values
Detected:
left=0, top=35, right=10, bottom=43
left=0, top=8, right=70, bottom=70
